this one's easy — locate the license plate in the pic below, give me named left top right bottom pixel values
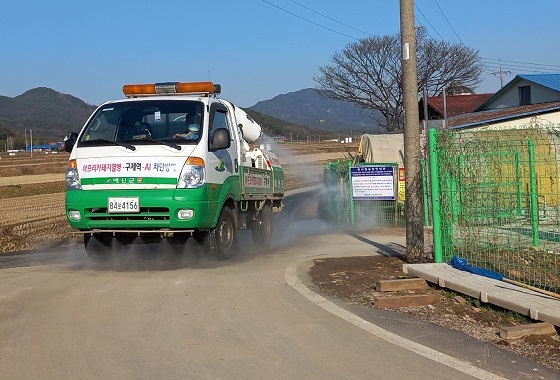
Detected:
left=108, top=197, right=139, bottom=213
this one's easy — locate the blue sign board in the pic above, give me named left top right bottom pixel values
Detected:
left=350, top=165, right=395, bottom=200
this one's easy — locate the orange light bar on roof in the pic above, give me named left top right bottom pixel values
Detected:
left=122, top=83, right=156, bottom=96
left=122, top=82, right=220, bottom=97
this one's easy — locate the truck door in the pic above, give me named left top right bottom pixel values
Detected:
left=205, top=103, right=239, bottom=220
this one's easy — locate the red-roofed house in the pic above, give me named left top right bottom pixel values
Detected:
left=419, top=93, right=494, bottom=120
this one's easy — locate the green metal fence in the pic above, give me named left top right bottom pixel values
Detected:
left=321, top=159, right=405, bottom=227
left=429, top=126, right=560, bottom=292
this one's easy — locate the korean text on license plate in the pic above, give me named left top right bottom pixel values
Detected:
left=108, top=197, right=140, bottom=213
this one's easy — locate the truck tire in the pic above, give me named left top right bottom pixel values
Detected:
left=252, top=204, right=272, bottom=248
left=83, top=233, right=113, bottom=262
left=204, top=206, right=237, bottom=260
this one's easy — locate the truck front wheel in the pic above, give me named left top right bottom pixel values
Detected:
left=204, top=206, right=237, bottom=260
left=252, top=204, right=272, bottom=248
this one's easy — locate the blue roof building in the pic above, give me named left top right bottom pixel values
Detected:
left=477, top=73, right=560, bottom=111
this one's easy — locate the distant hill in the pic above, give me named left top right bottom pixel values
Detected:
left=244, top=109, right=337, bottom=140
left=0, top=87, right=97, bottom=142
left=249, top=88, right=383, bottom=133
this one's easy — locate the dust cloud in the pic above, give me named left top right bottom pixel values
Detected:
left=0, top=139, right=381, bottom=270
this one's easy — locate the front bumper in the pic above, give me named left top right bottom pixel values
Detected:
left=65, top=187, right=215, bottom=231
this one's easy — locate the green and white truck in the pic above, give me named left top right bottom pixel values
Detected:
left=63, top=81, right=284, bottom=260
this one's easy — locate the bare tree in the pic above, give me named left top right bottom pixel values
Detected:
left=314, top=28, right=483, bottom=131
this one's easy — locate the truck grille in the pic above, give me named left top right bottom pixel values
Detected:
left=86, top=207, right=170, bottom=221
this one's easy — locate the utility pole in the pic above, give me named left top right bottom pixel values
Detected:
left=499, top=62, right=511, bottom=88
left=499, top=62, right=503, bottom=88
left=400, top=0, right=424, bottom=262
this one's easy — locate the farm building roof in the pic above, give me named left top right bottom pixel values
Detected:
left=518, top=73, right=560, bottom=92
left=25, top=142, right=63, bottom=151
left=421, top=93, right=493, bottom=119
left=448, top=101, right=560, bottom=129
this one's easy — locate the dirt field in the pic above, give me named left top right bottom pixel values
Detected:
left=0, top=152, right=71, bottom=253
left=0, top=173, right=65, bottom=186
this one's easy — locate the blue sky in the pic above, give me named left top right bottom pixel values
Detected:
left=2, top=1, right=560, bottom=108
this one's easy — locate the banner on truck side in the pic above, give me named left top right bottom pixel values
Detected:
left=78, top=156, right=183, bottom=186
left=243, top=171, right=271, bottom=189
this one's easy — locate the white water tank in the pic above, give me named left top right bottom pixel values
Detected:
left=234, top=108, right=261, bottom=143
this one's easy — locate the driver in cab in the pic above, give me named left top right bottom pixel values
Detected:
left=174, top=113, right=200, bottom=139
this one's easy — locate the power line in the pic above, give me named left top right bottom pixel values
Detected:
left=483, top=65, right=558, bottom=75
left=433, top=0, right=464, bottom=45
left=260, top=0, right=560, bottom=78
left=260, top=0, right=360, bottom=40
left=482, top=57, right=560, bottom=70
left=481, top=61, right=560, bottom=73
left=416, top=2, right=560, bottom=79
left=426, top=2, right=560, bottom=74
left=287, top=0, right=371, bottom=36
left=414, top=4, right=445, bottom=40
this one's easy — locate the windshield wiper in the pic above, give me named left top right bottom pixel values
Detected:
left=85, top=139, right=136, bottom=151
left=141, top=138, right=181, bottom=150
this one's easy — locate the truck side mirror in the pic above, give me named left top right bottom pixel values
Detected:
left=209, top=128, right=231, bottom=151
left=63, top=132, right=78, bottom=153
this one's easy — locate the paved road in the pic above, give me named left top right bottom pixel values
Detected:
left=0, top=191, right=556, bottom=380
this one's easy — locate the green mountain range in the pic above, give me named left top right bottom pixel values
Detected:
left=0, top=87, right=361, bottom=148
left=249, top=88, right=383, bottom=133
left=0, top=87, right=96, bottom=145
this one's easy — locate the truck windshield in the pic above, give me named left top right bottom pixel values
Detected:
left=78, top=100, right=204, bottom=147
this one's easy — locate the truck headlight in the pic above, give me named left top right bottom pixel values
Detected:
left=68, top=210, right=81, bottom=221
left=178, top=209, right=194, bottom=220
left=66, top=160, right=82, bottom=190
left=177, top=166, right=204, bottom=188
left=177, top=157, right=205, bottom=189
